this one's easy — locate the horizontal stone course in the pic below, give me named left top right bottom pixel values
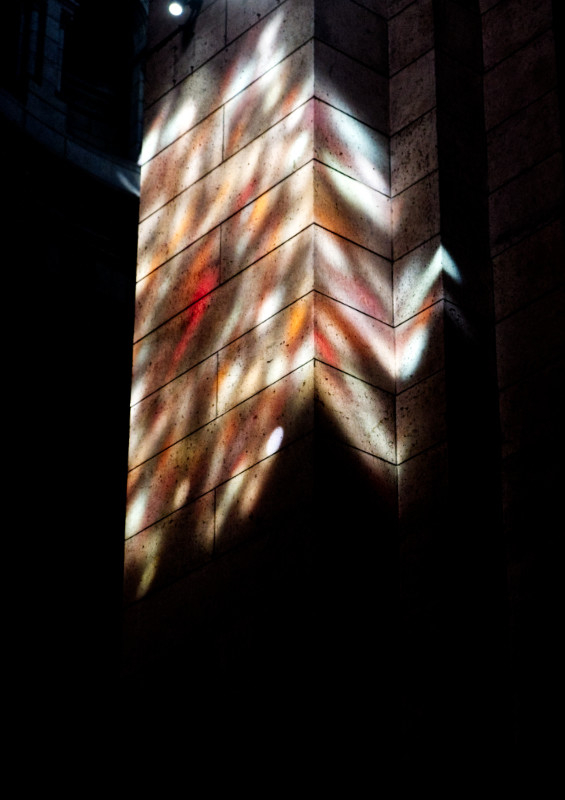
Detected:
left=126, top=361, right=316, bottom=538
left=313, top=226, right=393, bottom=325
left=391, top=109, right=437, bottom=197
left=217, top=294, right=315, bottom=413
left=315, top=361, right=395, bottom=462
left=314, top=40, right=388, bottom=134
left=135, top=230, right=221, bottom=342
left=493, top=221, right=564, bottom=321
left=128, top=355, right=218, bottom=470
left=483, top=30, right=557, bottom=130
left=392, top=171, right=440, bottom=259
left=389, top=0, right=433, bottom=76
left=132, top=229, right=314, bottom=404
left=314, top=161, right=391, bottom=258
left=315, top=0, right=388, bottom=75
left=137, top=100, right=315, bottom=278
left=124, top=492, right=215, bottom=604
left=396, top=370, right=447, bottom=463
left=486, top=91, right=561, bottom=192
left=488, top=153, right=563, bottom=254
left=224, top=42, right=314, bottom=158
left=140, top=109, right=223, bottom=221
left=142, top=0, right=315, bottom=161
left=390, top=50, right=435, bottom=134
left=315, top=293, right=395, bottom=393
left=395, top=301, right=445, bottom=393
left=482, top=0, right=553, bottom=69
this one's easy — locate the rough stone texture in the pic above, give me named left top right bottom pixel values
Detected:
left=134, top=229, right=221, bottom=341
left=389, top=0, right=433, bottom=75
left=492, top=220, right=564, bottom=321
left=314, top=226, right=393, bottom=325
left=223, top=42, right=314, bottom=158
left=483, top=30, right=557, bottom=130
left=487, top=91, right=561, bottom=192
left=481, top=0, right=553, bottom=69
left=393, top=235, right=443, bottom=324
left=391, top=109, right=437, bottom=196
left=217, top=294, right=315, bottom=413
left=315, top=293, right=395, bottom=392
left=396, top=370, right=447, bottom=463
left=390, top=50, right=435, bottom=134
left=314, top=40, right=388, bottom=134
left=128, top=354, right=218, bottom=469
left=392, top=171, right=440, bottom=258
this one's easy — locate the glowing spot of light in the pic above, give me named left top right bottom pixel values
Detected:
left=168, top=2, right=185, bottom=16
left=265, top=426, right=284, bottom=456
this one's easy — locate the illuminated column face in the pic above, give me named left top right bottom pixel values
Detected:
left=124, top=0, right=396, bottom=623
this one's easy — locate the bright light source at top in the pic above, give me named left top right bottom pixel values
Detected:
left=168, top=2, right=184, bottom=16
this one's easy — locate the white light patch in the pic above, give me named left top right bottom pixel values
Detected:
left=169, top=2, right=184, bottom=16
left=257, top=290, right=282, bottom=323
left=442, top=247, right=462, bottom=283
left=265, top=426, right=284, bottom=456
left=398, top=327, right=430, bottom=382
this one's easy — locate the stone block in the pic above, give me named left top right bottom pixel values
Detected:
left=488, top=153, right=563, bottom=255
left=215, top=434, right=315, bottom=554
left=314, top=161, right=391, bottom=259
left=315, top=0, right=388, bottom=74
left=126, top=361, right=315, bottom=537
left=226, top=0, right=291, bottom=42
left=493, top=221, right=564, bottom=321
left=218, top=294, right=315, bottom=413
left=315, top=293, right=395, bottom=393
left=483, top=30, right=557, bottom=130
left=314, top=226, right=393, bottom=325
left=395, top=300, right=445, bottom=393
left=138, top=101, right=315, bottom=277
left=314, top=361, right=395, bottom=462
left=314, top=100, right=390, bottom=195
left=389, top=0, right=415, bottom=15
left=487, top=91, right=561, bottom=192
left=393, top=236, right=443, bottom=325
left=390, top=50, right=435, bottom=134
left=391, top=109, right=437, bottom=197
left=314, top=40, right=388, bottom=134
left=482, top=0, right=553, bottom=70
left=124, top=492, right=215, bottom=602
left=392, top=172, right=440, bottom=259
left=220, top=164, right=315, bottom=280
left=135, top=229, right=221, bottom=341
left=396, top=370, right=447, bottom=463
left=140, top=109, right=223, bottom=221
left=496, top=286, right=564, bottom=389
left=389, top=0, right=434, bottom=75
left=224, top=42, right=314, bottom=157
left=398, top=443, right=448, bottom=526
left=128, top=355, right=218, bottom=469
left=132, top=230, right=314, bottom=403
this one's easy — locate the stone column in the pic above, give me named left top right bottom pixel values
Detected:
left=123, top=0, right=396, bottom=704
